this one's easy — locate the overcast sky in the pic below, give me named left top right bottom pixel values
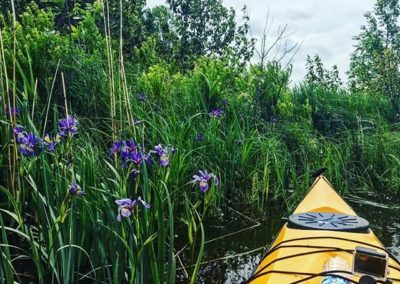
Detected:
left=146, top=0, right=376, bottom=83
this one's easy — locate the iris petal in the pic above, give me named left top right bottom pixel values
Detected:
left=138, top=196, right=151, bottom=209
left=159, top=154, right=169, bottom=167
left=213, top=176, right=219, bottom=186
left=199, top=180, right=209, bottom=192
left=192, top=175, right=202, bottom=181
left=115, top=198, right=133, bottom=206
left=120, top=208, right=132, bottom=218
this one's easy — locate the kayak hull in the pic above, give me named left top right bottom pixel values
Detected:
left=250, top=176, right=400, bottom=283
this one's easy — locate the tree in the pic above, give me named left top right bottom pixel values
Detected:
left=349, top=0, right=400, bottom=118
left=165, top=0, right=254, bottom=68
left=143, top=5, right=176, bottom=60
left=105, top=0, right=146, bottom=55
left=254, top=10, right=300, bottom=70
left=305, top=55, right=342, bottom=90
left=0, top=0, right=96, bottom=32
left=252, top=62, right=292, bottom=121
left=1, top=0, right=147, bottom=55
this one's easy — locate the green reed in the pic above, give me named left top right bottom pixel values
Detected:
left=2, top=2, right=400, bottom=283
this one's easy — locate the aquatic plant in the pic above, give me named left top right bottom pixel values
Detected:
left=13, top=127, right=41, bottom=156
left=209, top=108, right=224, bottom=119
left=137, top=92, right=148, bottom=102
left=58, top=115, right=78, bottom=137
left=115, top=197, right=150, bottom=222
left=195, top=133, right=205, bottom=142
left=68, top=181, right=85, bottom=196
left=192, top=170, right=219, bottom=192
left=42, top=134, right=61, bottom=152
left=152, top=143, right=176, bottom=167
left=1, top=2, right=400, bottom=283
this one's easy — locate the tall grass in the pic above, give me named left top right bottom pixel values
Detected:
left=1, top=2, right=400, bottom=283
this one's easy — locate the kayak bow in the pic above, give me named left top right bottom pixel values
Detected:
left=249, top=175, right=400, bottom=283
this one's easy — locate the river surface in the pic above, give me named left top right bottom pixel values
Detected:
left=177, top=193, right=400, bottom=283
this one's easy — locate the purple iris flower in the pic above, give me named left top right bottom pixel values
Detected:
left=209, top=109, right=224, bottom=119
left=159, top=153, right=169, bottom=167
left=115, top=199, right=135, bottom=221
left=113, top=141, right=121, bottom=153
left=130, top=149, right=143, bottom=165
left=120, top=139, right=136, bottom=163
left=20, top=132, right=40, bottom=156
left=6, top=107, right=22, bottom=116
left=195, top=133, right=204, bottom=142
left=168, top=145, right=177, bottom=155
left=192, top=170, right=219, bottom=193
left=43, top=134, right=61, bottom=152
left=121, top=139, right=135, bottom=153
left=115, top=196, right=150, bottom=222
left=58, top=115, right=78, bottom=137
left=131, top=169, right=140, bottom=178
left=137, top=92, right=147, bottom=102
left=111, top=139, right=149, bottom=170
left=127, top=139, right=135, bottom=149
left=109, top=140, right=120, bottom=159
left=68, top=181, right=85, bottom=196
left=13, top=126, right=27, bottom=143
left=109, top=140, right=118, bottom=156
left=271, top=116, right=278, bottom=124
left=153, top=144, right=171, bottom=167
left=120, top=145, right=129, bottom=161
left=137, top=196, right=151, bottom=208
left=221, top=98, right=229, bottom=107
left=154, top=144, right=167, bottom=156
left=13, top=128, right=41, bottom=156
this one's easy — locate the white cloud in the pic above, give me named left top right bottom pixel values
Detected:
left=146, top=0, right=376, bottom=84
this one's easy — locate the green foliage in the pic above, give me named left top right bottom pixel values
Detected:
left=2, top=0, right=400, bottom=282
left=250, top=62, right=291, bottom=121
left=0, top=0, right=98, bottom=32
left=1, top=3, right=68, bottom=79
left=104, top=0, right=147, bottom=55
left=0, top=2, right=109, bottom=119
left=349, top=0, right=400, bottom=118
left=164, top=0, right=254, bottom=68
left=143, top=5, right=176, bottom=60
left=305, top=55, right=342, bottom=90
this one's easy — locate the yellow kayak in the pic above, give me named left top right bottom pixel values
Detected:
left=249, top=175, right=400, bottom=283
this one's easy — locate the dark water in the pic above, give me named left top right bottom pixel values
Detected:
left=177, top=194, right=400, bottom=283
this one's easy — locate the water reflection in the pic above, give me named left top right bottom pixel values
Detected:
left=178, top=195, right=399, bottom=283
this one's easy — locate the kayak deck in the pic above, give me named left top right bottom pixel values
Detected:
left=249, top=176, right=400, bottom=283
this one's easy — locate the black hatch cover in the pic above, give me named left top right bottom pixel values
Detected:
left=288, top=212, right=370, bottom=233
